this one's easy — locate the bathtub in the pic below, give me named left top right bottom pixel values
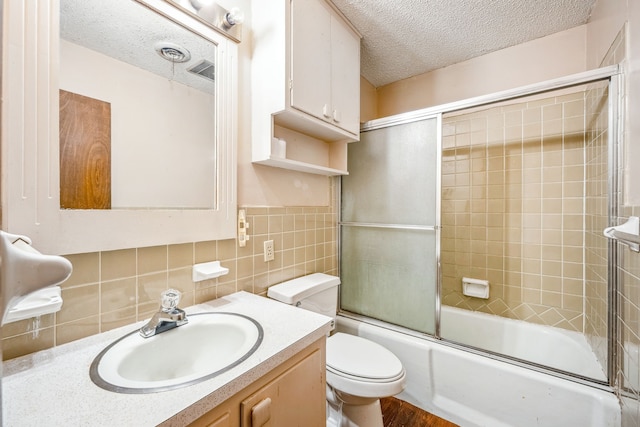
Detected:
left=336, top=314, right=621, bottom=427
left=440, top=305, right=607, bottom=381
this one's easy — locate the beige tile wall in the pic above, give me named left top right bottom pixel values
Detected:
left=2, top=200, right=338, bottom=360
left=584, top=79, right=610, bottom=370
left=619, top=204, right=640, bottom=369
left=602, top=26, right=640, bottom=425
left=441, top=90, right=590, bottom=331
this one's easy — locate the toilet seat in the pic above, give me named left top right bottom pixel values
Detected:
left=326, top=333, right=406, bottom=398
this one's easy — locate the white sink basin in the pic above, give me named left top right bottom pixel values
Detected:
left=90, top=312, right=263, bottom=393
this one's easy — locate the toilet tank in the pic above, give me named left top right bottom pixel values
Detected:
left=267, top=273, right=340, bottom=328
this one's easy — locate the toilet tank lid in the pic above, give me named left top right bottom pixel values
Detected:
left=267, top=273, right=340, bottom=304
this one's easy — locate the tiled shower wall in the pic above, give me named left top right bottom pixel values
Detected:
left=584, top=80, right=610, bottom=371
left=604, top=27, right=640, bottom=426
left=1, top=199, right=338, bottom=360
left=619, top=207, right=640, bottom=420
left=441, top=91, right=590, bottom=332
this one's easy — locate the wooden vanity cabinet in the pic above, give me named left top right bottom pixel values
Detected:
left=251, top=0, right=361, bottom=176
left=189, top=337, right=326, bottom=427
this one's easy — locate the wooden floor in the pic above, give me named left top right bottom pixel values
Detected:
left=381, top=397, right=459, bottom=427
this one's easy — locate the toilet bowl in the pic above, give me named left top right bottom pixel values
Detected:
left=326, top=332, right=406, bottom=427
left=268, top=273, right=406, bottom=427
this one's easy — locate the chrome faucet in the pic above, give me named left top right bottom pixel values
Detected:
left=139, top=289, right=188, bottom=338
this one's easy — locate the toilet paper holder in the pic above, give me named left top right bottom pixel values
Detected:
left=0, top=231, right=72, bottom=325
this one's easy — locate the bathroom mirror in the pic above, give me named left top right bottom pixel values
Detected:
left=2, top=0, right=238, bottom=254
left=60, top=0, right=217, bottom=210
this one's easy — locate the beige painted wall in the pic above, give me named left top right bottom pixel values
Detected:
left=360, top=76, right=377, bottom=123
left=587, top=0, right=627, bottom=68
left=376, top=25, right=588, bottom=118
left=587, top=0, right=640, bottom=205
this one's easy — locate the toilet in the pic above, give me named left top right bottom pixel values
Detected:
left=268, top=273, right=406, bottom=427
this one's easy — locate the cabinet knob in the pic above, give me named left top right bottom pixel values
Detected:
left=322, top=104, right=332, bottom=119
left=251, top=397, right=272, bottom=426
left=333, top=109, right=341, bottom=123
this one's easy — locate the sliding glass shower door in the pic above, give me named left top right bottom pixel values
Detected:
left=340, top=116, right=440, bottom=334
left=339, top=67, right=621, bottom=385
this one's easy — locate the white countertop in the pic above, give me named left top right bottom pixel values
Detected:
left=2, top=291, right=332, bottom=426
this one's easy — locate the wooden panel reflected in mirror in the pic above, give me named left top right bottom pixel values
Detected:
left=59, top=90, right=111, bottom=209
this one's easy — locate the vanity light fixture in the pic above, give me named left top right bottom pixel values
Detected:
left=169, top=0, right=244, bottom=43
left=222, top=7, right=244, bottom=28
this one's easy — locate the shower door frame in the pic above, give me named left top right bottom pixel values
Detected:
left=338, top=64, right=623, bottom=390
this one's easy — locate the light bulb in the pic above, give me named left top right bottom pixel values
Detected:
left=223, top=7, right=244, bottom=27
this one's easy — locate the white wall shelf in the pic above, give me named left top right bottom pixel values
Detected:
left=254, top=156, right=348, bottom=176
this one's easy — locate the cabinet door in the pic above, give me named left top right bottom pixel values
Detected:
left=240, top=349, right=325, bottom=427
left=203, top=413, right=230, bottom=427
left=290, top=0, right=332, bottom=122
left=190, top=409, right=234, bottom=427
left=330, top=15, right=360, bottom=135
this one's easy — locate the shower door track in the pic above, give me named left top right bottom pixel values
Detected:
left=360, top=65, right=620, bottom=131
left=339, top=64, right=624, bottom=390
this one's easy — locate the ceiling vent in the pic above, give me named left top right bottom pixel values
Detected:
left=188, top=60, right=215, bottom=82
left=154, top=42, right=191, bottom=63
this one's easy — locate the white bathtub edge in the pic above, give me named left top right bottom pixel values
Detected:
left=336, top=315, right=621, bottom=427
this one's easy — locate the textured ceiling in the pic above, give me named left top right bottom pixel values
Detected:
left=331, top=0, right=597, bottom=87
left=60, top=0, right=216, bottom=94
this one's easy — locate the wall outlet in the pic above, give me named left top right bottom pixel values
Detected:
left=264, top=240, right=274, bottom=262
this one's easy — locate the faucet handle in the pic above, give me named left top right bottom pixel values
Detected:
left=161, top=289, right=181, bottom=311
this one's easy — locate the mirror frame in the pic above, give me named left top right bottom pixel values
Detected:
left=1, top=0, right=238, bottom=254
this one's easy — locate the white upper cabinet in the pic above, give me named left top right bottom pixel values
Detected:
left=252, top=0, right=361, bottom=175
left=290, top=0, right=360, bottom=135
left=329, top=14, right=361, bottom=135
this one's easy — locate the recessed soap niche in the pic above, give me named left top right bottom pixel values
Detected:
left=462, top=277, right=490, bottom=299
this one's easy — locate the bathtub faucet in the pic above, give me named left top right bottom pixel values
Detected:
left=139, top=289, right=188, bottom=338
